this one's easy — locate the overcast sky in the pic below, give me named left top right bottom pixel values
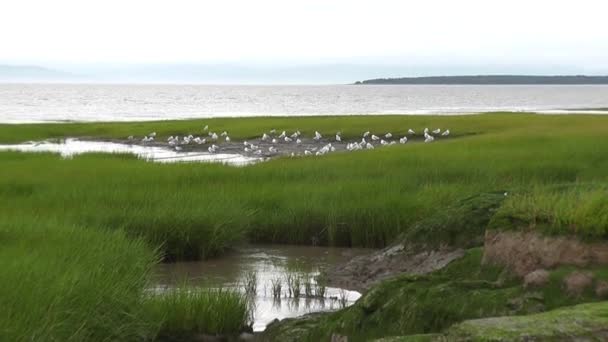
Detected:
left=1, top=0, right=608, bottom=75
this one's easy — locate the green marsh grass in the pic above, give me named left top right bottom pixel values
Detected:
left=0, top=217, right=159, bottom=341
left=144, top=287, right=250, bottom=337
left=1, top=114, right=608, bottom=261
left=0, top=216, right=253, bottom=340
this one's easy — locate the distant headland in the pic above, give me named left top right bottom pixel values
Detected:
left=354, top=75, right=608, bottom=85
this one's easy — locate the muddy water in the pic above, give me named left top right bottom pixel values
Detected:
left=0, top=138, right=261, bottom=166
left=153, top=245, right=372, bottom=332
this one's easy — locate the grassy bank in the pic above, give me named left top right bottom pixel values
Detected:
left=1, top=114, right=608, bottom=260
left=0, top=217, right=158, bottom=341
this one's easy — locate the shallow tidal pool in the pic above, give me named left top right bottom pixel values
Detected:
left=0, top=138, right=261, bottom=166
left=153, top=245, right=371, bottom=332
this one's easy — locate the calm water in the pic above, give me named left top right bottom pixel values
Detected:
left=0, top=138, right=261, bottom=166
left=1, top=84, right=608, bottom=123
left=153, top=245, right=371, bottom=332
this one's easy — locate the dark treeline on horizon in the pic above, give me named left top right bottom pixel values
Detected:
left=355, top=75, right=608, bottom=85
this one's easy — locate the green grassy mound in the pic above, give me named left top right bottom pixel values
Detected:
left=401, top=191, right=507, bottom=248
left=379, top=301, right=608, bottom=341
left=442, top=301, right=608, bottom=341
left=490, top=184, right=608, bottom=239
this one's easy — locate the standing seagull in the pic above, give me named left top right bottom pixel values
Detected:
left=442, top=130, right=450, bottom=136
left=408, top=129, right=415, bottom=135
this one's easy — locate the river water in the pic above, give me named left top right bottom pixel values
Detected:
left=1, top=84, right=608, bottom=123
left=153, top=245, right=371, bottom=332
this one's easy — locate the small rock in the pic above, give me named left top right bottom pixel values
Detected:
left=331, top=333, right=348, bottom=342
left=524, top=269, right=550, bottom=289
left=563, top=271, right=594, bottom=296
left=595, top=280, right=608, bottom=298
left=239, top=332, right=255, bottom=340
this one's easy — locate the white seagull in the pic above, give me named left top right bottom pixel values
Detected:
left=441, top=130, right=450, bottom=136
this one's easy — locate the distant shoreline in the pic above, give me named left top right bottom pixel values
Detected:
left=355, top=75, right=608, bottom=85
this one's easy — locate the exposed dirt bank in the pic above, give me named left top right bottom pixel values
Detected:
left=324, top=192, right=507, bottom=292
left=325, top=245, right=465, bottom=292
left=482, top=229, right=608, bottom=277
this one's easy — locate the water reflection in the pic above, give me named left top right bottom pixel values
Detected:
left=153, top=245, right=371, bottom=332
left=0, top=138, right=261, bottom=166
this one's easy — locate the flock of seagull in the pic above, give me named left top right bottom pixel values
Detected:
left=130, top=124, right=450, bottom=157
